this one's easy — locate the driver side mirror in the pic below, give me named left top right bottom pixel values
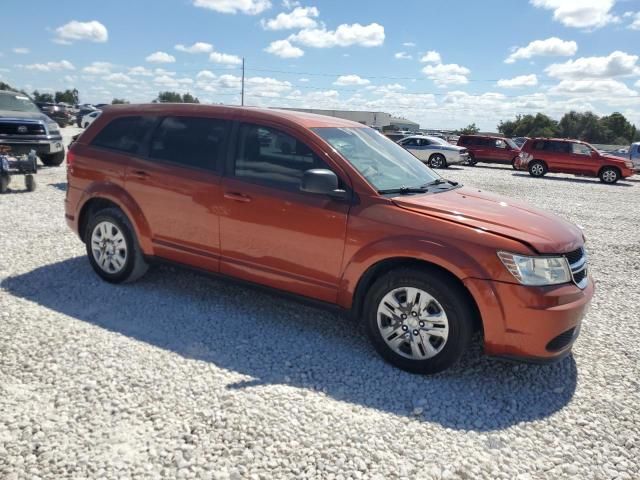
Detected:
left=301, top=169, right=347, bottom=200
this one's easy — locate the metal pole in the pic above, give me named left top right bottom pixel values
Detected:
left=241, top=57, right=245, bottom=106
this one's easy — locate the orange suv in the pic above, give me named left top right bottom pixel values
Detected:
left=65, top=104, right=594, bottom=373
left=517, top=138, right=634, bottom=184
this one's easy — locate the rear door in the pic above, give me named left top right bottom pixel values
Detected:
left=125, top=115, right=230, bottom=271
left=219, top=123, right=350, bottom=303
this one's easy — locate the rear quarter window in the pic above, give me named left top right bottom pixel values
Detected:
left=91, top=116, right=156, bottom=155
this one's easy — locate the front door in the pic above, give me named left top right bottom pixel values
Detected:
left=219, top=123, right=350, bottom=303
left=125, top=116, right=230, bottom=271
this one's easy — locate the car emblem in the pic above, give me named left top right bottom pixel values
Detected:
left=17, top=125, right=28, bottom=133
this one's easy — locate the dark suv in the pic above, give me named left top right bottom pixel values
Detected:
left=458, top=135, right=521, bottom=168
left=36, top=102, right=73, bottom=127
left=0, top=91, right=66, bottom=166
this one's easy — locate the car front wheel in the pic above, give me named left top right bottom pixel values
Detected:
left=85, top=208, right=148, bottom=283
left=599, top=167, right=620, bottom=184
left=364, top=268, right=473, bottom=374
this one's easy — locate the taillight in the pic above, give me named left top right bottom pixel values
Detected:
left=66, top=148, right=76, bottom=169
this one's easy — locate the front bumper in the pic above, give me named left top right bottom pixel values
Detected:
left=0, top=137, right=64, bottom=156
left=464, top=275, right=594, bottom=362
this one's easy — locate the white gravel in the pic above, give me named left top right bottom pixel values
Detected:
left=1, top=128, right=639, bottom=479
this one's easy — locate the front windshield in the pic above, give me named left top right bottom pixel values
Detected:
left=505, top=138, right=519, bottom=149
left=0, top=93, right=40, bottom=113
left=312, top=127, right=441, bottom=191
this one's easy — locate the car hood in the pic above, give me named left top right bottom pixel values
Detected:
left=393, top=186, right=583, bottom=253
left=0, top=109, right=51, bottom=123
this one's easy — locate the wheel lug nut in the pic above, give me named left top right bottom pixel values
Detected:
left=413, top=330, right=419, bottom=336
left=412, top=312, right=417, bottom=316
left=419, top=321, right=425, bottom=327
left=402, top=325, right=408, bottom=331
left=401, top=314, right=407, bottom=319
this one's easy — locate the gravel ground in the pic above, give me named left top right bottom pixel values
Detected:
left=1, top=127, right=639, bottom=479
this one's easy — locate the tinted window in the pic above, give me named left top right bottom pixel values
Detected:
left=402, top=138, right=419, bottom=147
left=92, top=116, right=156, bottom=155
left=234, top=124, right=328, bottom=191
left=571, top=143, right=592, bottom=156
left=148, top=116, right=229, bottom=171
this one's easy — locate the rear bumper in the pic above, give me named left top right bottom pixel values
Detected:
left=464, top=276, right=594, bottom=362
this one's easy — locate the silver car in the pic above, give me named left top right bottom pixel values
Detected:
left=398, top=135, right=469, bottom=168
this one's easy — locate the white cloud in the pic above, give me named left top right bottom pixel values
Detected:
left=146, top=51, right=176, bottom=63
left=546, top=51, right=639, bottom=79
left=530, top=0, right=618, bottom=29
left=402, top=42, right=416, bottom=47
left=24, top=60, right=75, bottom=72
left=422, top=63, right=470, bottom=87
left=196, top=70, right=292, bottom=97
left=505, top=37, right=578, bottom=63
left=105, top=73, right=134, bottom=84
left=288, top=23, right=385, bottom=48
left=282, top=0, right=300, bottom=8
left=54, top=20, right=108, bottom=44
left=175, top=42, right=214, bottom=53
left=420, top=51, right=442, bottom=64
left=261, top=6, right=319, bottom=30
left=394, top=51, right=412, bottom=60
left=82, top=61, right=114, bottom=75
left=497, top=74, right=539, bottom=88
left=265, top=39, right=304, bottom=58
left=154, top=75, right=194, bottom=88
left=128, top=66, right=154, bottom=76
left=627, top=12, right=640, bottom=30
left=209, top=50, right=242, bottom=65
left=192, top=0, right=271, bottom=15
left=333, top=74, right=370, bottom=86
left=12, top=48, right=29, bottom=54
left=549, top=78, right=637, bottom=97
left=299, top=77, right=309, bottom=82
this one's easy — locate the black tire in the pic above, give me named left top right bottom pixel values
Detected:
left=599, top=167, right=620, bottom=184
left=39, top=150, right=65, bottom=167
left=0, top=175, right=9, bottom=193
left=25, top=175, right=36, bottom=192
left=429, top=154, right=447, bottom=169
left=467, top=154, right=477, bottom=166
left=363, top=267, right=474, bottom=374
left=85, top=207, right=148, bottom=284
left=528, top=160, right=547, bottom=178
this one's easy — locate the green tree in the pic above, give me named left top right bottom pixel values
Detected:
left=0, top=81, right=16, bottom=92
left=600, top=112, right=634, bottom=144
left=32, top=90, right=54, bottom=103
left=458, top=123, right=480, bottom=135
left=154, top=91, right=200, bottom=103
left=498, top=113, right=559, bottom=138
left=111, top=98, right=129, bottom=104
left=54, top=88, right=79, bottom=104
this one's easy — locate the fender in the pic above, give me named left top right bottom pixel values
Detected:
left=336, top=235, right=490, bottom=309
left=77, top=181, right=154, bottom=254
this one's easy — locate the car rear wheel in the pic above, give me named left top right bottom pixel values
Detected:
left=39, top=151, right=65, bottom=167
left=528, top=160, right=547, bottom=178
left=599, top=167, right=620, bottom=184
left=467, top=154, right=477, bottom=166
left=429, top=154, right=447, bottom=169
left=85, top=208, right=148, bottom=283
left=364, top=268, right=473, bottom=374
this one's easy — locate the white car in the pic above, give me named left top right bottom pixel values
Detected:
left=81, top=110, right=101, bottom=128
left=398, top=135, right=469, bottom=169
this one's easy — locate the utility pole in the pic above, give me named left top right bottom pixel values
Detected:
left=241, top=57, right=245, bottom=106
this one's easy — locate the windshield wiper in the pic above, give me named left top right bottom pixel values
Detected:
left=423, top=179, right=459, bottom=187
left=377, top=185, right=430, bottom=195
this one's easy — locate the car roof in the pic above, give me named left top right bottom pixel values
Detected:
left=460, top=134, right=503, bottom=139
left=101, top=103, right=367, bottom=129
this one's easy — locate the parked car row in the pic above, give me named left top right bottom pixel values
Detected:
left=395, top=133, right=636, bottom=185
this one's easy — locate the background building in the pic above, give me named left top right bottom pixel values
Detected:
left=277, top=108, right=420, bottom=131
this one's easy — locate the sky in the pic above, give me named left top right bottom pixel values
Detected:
left=1, top=0, right=640, bottom=130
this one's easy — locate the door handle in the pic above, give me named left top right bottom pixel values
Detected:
left=130, top=170, right=150, bottom=180
left=224, top=192, right=252, bottom=203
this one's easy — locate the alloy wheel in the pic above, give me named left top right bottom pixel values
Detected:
left=90, top=221, right=128, bottom=274
left=376, top=287, right=449, bottom=360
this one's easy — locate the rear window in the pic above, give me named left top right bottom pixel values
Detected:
left=148, top=116, right=230, bottom=171
left=91, top=116, right=156, bottom=155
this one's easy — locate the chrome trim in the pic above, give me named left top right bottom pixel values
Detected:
left=565, top=247, right=588, bottom=290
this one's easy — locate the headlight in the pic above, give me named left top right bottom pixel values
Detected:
left=497, top=251, right=571, bottom=286
left=47, top=122, right=59, bottom=133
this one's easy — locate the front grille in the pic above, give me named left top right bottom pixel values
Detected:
left=0, top=122, right=46, bottom=135
left=564, top=247, right=588, bottom=289
left=546, top=327, right=577, bottom=352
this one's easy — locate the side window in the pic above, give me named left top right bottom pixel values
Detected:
left=91, top=116, right=156, bottom=155
left=460, top=137, right=470, bottom=146
left=495, top=139, right=506, bottom=149
left=148, top=116, right=229, bottom=171
left=571, top=143, right=592, bottom=156
left=533, top=141, right=546, bottom=151
left=234, top=124, right=328, bottom=191
left=402, top=138, right=418, bottom=147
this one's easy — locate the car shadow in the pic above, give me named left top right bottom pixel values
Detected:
left=512, top=173, right=634, bottom=186
left=48, top=182, right=67, bottom=191
left=1, top=257, right=578, bottom=432
left=469, top=164, right=514, bottom=171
